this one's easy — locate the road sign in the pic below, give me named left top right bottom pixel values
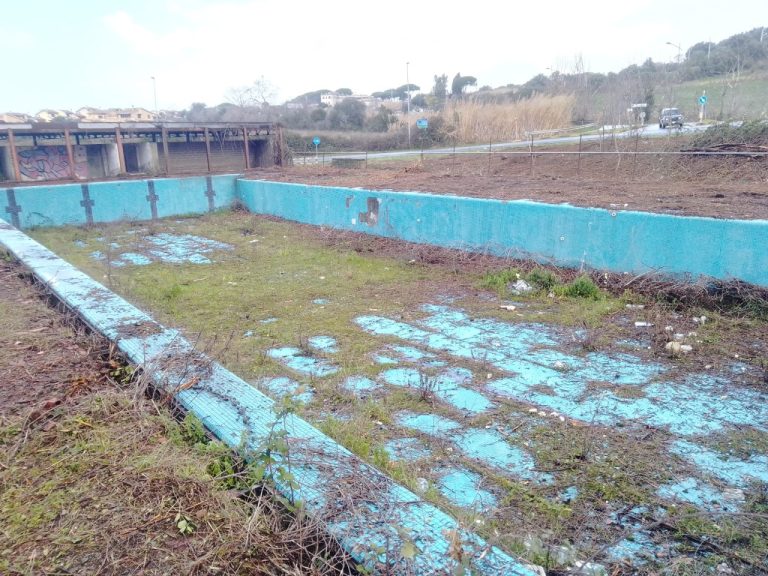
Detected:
left=312, top=136, right=321, bottom=146
left=698, top=95, right=708, bottom=105
left=416, top=118, right=428, bottom=129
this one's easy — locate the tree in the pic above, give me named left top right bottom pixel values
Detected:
left=186, top=102, right=208, bottom=121
left=310, top=108, right=327, bottom=123
left=335, top=88, right=353, bottom=95
left=366, top=106, right=396, bottom=132
left=451, top=73, right=477, bottom=97
left=411, top=94, right=428, bottom=109
left=432, top=74, right=447, bottom=99
left=328, top=98, right=366, bottom=130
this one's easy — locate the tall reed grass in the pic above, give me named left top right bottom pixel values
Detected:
left=441, top=94, right=575, bottom=143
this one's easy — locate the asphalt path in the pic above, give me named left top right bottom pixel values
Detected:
left=324, top=123, right=710, bottom=161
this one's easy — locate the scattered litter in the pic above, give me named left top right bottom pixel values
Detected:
left=665, top=341, right=682, bottom=354
left=243, top=330, right=253, bottom=338
left=509, top=279, right=533, bottom=295
left=499, top=304, right=517, bottom=311
left=625, top=304, right=645, bottom=309
left=416, top=478, right=429, bottom=492
left=664, top=326, right=674, bottom=332
left=680, top=344, right=693, bottom=354
left=692, top=315, right=707, bottom=325
left=634, top=321, right=653, bottom=327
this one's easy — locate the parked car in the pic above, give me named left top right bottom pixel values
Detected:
left=659, top=107, right=684, bottom=128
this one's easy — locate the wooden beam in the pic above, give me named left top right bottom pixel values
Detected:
left=7, top=129, right=21, bottom=182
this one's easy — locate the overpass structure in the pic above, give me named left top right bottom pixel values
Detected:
left=0, top=122, right=282, bottom=183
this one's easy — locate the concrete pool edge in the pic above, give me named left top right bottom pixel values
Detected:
left=0, top=217, right=541, bottom=576
left=3, top=174, right=767, bottom=287
left=237, top=179, right=768, bottom=288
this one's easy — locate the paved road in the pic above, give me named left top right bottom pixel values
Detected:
left=322, top=123, right=709, bottom=161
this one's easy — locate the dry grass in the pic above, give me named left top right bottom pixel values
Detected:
left=442, top=94, right=575, bottom=143
left=0, top=258, right=356, bottom=576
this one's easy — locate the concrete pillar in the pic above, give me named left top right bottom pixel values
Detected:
left=104, top=143, right=121, bottom=176
left=0, top=146, right=13, bottom=181
left=136, top=142, right=160, bottom=174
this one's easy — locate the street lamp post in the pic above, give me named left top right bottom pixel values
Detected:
left=666, top=41, right=682, bottom=64
left=150, top=76, right=158, bottom=116
left=406, top=62, right=411, bottom=149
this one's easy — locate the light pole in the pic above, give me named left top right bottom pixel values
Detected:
left=406, top=61, right=411, bottom=149
left=666, top=42, right=682, bottom=64
left=150, top=76, right=158, bottom=116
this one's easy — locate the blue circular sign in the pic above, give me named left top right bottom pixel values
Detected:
left=313, top=136, right=321, bottom=146
left=698, top=95, right=708, bottom=105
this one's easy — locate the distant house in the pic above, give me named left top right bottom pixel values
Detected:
left=35, top=109, right=79, bottom=122
left=320, top=93, right=380, bottom=108
left=76, top=107, right=157, bottom=122
left=0, top=112, right=31, bottom=123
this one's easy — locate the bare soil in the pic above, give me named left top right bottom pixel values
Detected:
left=0, top=261, right=353, bottom=575
left=249, top=141, right=768, bottom=220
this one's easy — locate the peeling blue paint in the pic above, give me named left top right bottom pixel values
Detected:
left=560, top=486, right=579, bottom=503
left=385, top=437, right=432, bottom=462
left=397, top=412, right=462, bottom=436
left=260, top=317, right=278, bottom=324
left=437, top=467, right=498, bottom=510
left=267, top=347, right=339, bottom=377
left=87, top=233, right=232, bottom=266
left=372, top=353, right=399, bottom=365
left=313, top=298, right=330, bottom=305
left=455, top=428, right=552, bottom=484
left=261, top=376, right=314, bottom=404
left=342, top=376, right=379, bottom=395
left=671, top=440, right=768, bottom=488
left=381, top=367, right=422, bottom=387
left=0, top=218, right=537, bottom=575
left=120, top=252, right=153, bottom=265
left=657, top=478, right=743, bottom=512
left=356, top=306, right=768, bottom=437
left=308, top=335, right=339, bottom=353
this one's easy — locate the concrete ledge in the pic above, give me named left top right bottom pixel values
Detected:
left=0, top=217, right=538, bottom=575
left=237, top=179, right=768, bottom=288
left=1, top=174, right=239, bottom=229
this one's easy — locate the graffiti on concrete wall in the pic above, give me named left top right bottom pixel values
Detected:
left=18, top=146, right=88, bottom=181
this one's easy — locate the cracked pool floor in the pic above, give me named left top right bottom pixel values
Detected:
left=29, top=212, right=768, bottom=574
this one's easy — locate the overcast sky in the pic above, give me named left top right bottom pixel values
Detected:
left=1, top=0, right=763, bottom=113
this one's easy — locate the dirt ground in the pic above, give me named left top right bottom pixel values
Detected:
left=0, top=261, right=353, bottom=575
left=250, top=141, right=768, bottom=220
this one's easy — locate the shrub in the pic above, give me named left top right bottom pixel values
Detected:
left=480, top=268, right=520, bottom=295
left=527, top=268, right=560, bottom=291
left=560, top=275, right=602, bottom=299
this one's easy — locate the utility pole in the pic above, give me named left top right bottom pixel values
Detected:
left=151, top=76, right=158, bottom=116
left=406, top=61, right=411, bottom=149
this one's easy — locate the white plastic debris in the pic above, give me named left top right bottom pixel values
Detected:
left=499, top=304, right=517, bottom=311
left=665, top=341, right=682, bottom=354
left=625, top=304, right=645, bottom=309
left=634, top=321, right=653, bottom=327
left=416, top=478, right=429, bottom=492
left=509, top=279, right=533, bottom=295
left=680, top=344, right=693, bottom=353
left=664, top=325, right=674, bottom=332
